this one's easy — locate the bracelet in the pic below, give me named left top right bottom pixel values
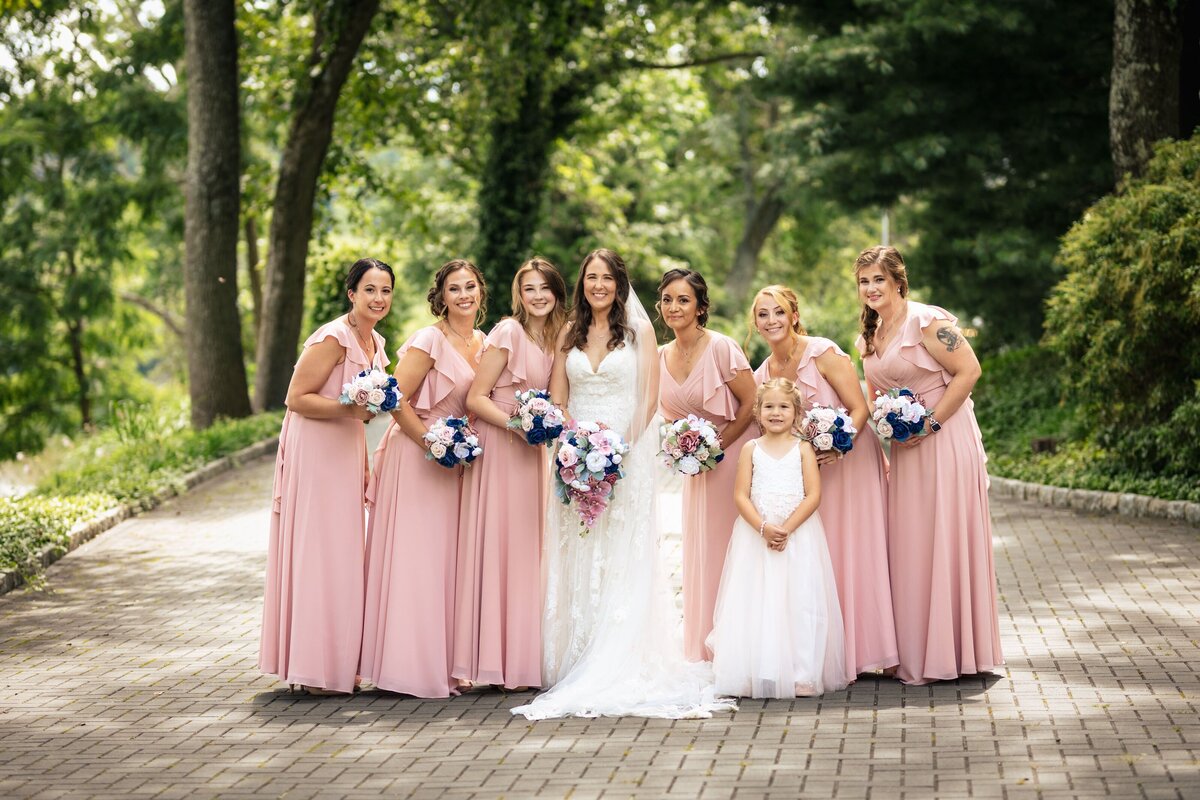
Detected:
left=758, top=520, right=767, bottom=538
left=926, top=410, right=941, bottom=433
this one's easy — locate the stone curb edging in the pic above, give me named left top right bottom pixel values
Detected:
left=989, top=475, right=1200, bottom=525
left=0, top=437, right=279, bottom=597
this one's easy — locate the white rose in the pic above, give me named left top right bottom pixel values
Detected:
left=876, top=420, right=894, bottom=438
left=429, top=442, right=447, bottom=458
left=813, top=433, right=834, bottom=451
left=578, top=421, right=599, bottom=433
left=585, top=450, right=608, bottom=473
left=679, top=455, right=701, bottom=475
left=454, top=442, right=471, bottom=460
left=367, top=388, right=385, bottom=406
left=521, top=415, right=535, bottom=432
left=371, top=370, right=388, bottom=388
left=611, top=453, right=622, bottom=464
left=695, top=447, right=709, bottom=462
left=472, top=447, right=482, bottom=457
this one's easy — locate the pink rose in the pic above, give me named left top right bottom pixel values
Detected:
left=558, top=444, right=579, bottom=467
left=353, top=388, right=370, bottom=405
left=559, top=467, right=577, bottom=484
left=677, top=429, right=701, bottom=453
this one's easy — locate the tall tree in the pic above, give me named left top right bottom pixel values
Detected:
left=1109, top=0, right=1183, bottom=182
left=766, top=1, right=1114, bottom=349
left=183, top=0, right=251, bottom=427
left=253, top=0, right=381, bottom=411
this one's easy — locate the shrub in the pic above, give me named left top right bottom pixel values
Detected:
left=1, top=411, right=281, bottom=579
left=1043, top=132, right=1200, bottom=486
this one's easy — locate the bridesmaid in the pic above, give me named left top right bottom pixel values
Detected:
left=454, top=257, right=567, bottom=690
left=260, top=257, right=394, bottom=695
left=657, top=268, right=757, bottom=661
left=750, top=284, right=897, bottom=679
left=853, top=245, right=1003, bottom=685
left=361, top=258, right=486, bottom=697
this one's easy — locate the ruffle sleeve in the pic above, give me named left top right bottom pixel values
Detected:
left=301, top=319, right=371, bottom=370
left=896, top=302, right=956, bottom=385
left=397, top=326, right=457, bottom=415
left=483, top=318, right=527, bottom=385
left=795, top=336, right=849, bottom=400
left=700, top=333, right=752, bottom=422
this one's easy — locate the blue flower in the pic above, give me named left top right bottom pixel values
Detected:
left=892, top=423, right=911, bottom=443
left=834, top=417, right=844, bottom=428
left=446, top=417, right=464, bottom=429
left=437, top=453, right=457, bottom=468
left=898, top=388, right=914, bottom=398
left=832, top=430, right=853, bottom=452
left=532, top=416, right=545, bottom=429
left=885, top=411, right=901, bottom=427
left=715, top=452, right=725, bottom=463
left=604, top=461, right=620, bottom=476
left=380, top=391, right=398, bottom=412
left=545, top=424, right=563, bottom=441
left=528, top=427, right=549, bottom=445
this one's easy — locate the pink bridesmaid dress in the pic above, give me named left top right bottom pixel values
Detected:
left=658, top=332, right=756, bottom=661
left=360, top=325, right=478, bottom=697
left=755, top=338, right=898, bottom=678
left=260, top=318, right=387, bottom=693
left=453, top=318, right=553, bottom=688
left=860, top=302, right=1003, bottom=685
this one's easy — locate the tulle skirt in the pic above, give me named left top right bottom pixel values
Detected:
left=707, top=512, right=850, bottom=699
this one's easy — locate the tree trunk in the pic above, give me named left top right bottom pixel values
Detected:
left=254, top=0, right=381, bottom=411
left=1110, top=0, right=1182, bottom=184
left=245, top=214, right=262, bottom=336
left=183, top=0, right=252, bottom=428
left=724, top=185, right=785, bottom=312
left=62, top=250, right=91, bottom=429
left=473, top=70, right=558, bottom=322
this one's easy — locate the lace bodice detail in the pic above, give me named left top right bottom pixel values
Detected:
left=565, top=345, right=637, bottom=435
left=751, top=440, right=806, bottom=526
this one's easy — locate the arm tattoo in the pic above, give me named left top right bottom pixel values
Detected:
left=936, top=326, right=964, bottom=352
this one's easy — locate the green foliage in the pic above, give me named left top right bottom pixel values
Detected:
left=1, top=409, right=282, bottom=578
left=1046, top=132, right=1200, bottom=429
left=974, top=347, right=1200, bottom=503
left=766, top=0, right=1114, bottom=349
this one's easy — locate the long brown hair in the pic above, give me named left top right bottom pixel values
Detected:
left=745, top=284, right=807, bottom=350
left=564, top=248, right=635, bottom=354
left=427, top=258, right=488, bottom=326
left=511, top=256, right=568, bottom=347
left=853, top=246, right=909, bottom=356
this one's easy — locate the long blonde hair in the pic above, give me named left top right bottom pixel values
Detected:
left=510, top=256, right=568, bottom=346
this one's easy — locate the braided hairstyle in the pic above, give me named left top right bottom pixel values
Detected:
left=854, top=246, right=909, bottom=356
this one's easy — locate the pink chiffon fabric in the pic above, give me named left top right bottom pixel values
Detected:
left=260, top=317, right=387, bottom=693
left=860, top=302, right=1003, bottom=685
left=755, top=337, right=898, bottom=677
left=658, top=332, right=756, bottom=661
left=453, top=319, right=553, bottom=688
left=361, top=325, right=478, bottom=697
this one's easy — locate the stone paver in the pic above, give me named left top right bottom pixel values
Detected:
left=1, top=457, right=1198, bottom=799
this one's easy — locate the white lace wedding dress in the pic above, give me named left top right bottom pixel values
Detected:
left=511, top=342, right=736, bottom=720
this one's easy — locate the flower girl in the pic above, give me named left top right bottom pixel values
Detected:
left=706, top=378, right=852, bottom=698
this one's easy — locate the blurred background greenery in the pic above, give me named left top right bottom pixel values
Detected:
left=1, top=0, right=1196, bottom=503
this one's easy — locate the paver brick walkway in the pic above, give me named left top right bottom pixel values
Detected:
left=1, top=456, right=1198, bottom=799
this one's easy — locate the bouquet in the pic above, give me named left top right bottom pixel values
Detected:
left=424, top=416, right=483, bottom=468
left=801, top=405, right=857, bottom=456
left=506, top=389, right=565, bottom=447
left=339, top=367, right=401, bottom=416
left=553, top=421, right=630, bottom=535
left=658, top=414, right=724, bottom=476
left=871, top=388, right=929, bottom=443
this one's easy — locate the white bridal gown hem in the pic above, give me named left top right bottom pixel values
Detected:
left=511, top=342, right=736, bottom=720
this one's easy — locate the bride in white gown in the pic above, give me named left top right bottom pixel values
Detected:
left=512, top=249, right=736, bottom=720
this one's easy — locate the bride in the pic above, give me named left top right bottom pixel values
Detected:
left=512, top=249, right=736, bottom=720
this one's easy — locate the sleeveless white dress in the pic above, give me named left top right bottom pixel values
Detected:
left=512, top=344, right=736, bottom=719
left=707, top=439, right=850, bottom=698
